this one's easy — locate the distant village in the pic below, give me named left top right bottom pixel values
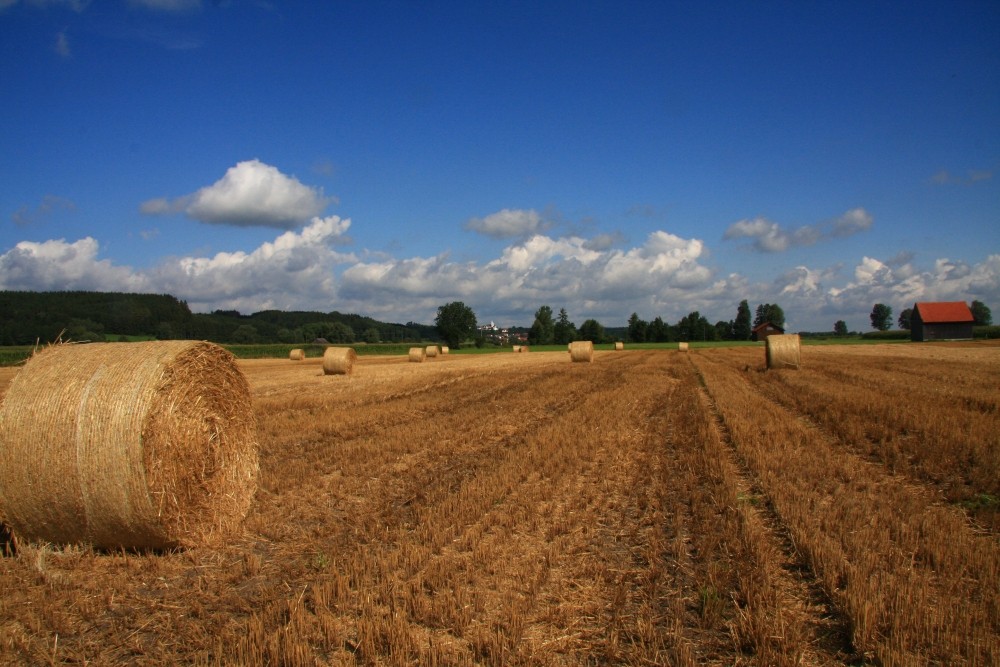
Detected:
left=477, top=321, right=528, bottom=346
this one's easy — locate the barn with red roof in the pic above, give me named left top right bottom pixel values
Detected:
left=910, top=302, right=974, bottom=342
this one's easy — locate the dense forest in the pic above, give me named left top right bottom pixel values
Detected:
left=0, top=291, right=438, bottom=345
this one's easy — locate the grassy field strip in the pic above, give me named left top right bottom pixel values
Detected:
left=691, top=350, right=1000, bottom=665
left=679, top=358, right=854, bottom=666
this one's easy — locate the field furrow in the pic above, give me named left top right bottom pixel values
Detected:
left=691, top=348, right=1000, bottom=666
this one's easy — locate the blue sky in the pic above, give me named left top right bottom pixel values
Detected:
left=1, top=0, right=997, bottom=332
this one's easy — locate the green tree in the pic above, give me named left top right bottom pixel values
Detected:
left=435, top=301, right=477, bottom=349
left=677, top=311, right=711, bottom=341
left=870, top=303, right=892, bottom=331
left=362, top=327, right=381, bottom=343
left=753, top=303, right=786, bottom=329
left=971, top=300, right=992, bottom=325
left=553, top=308, right=577, bottom=345
left=834, top=320, right=848, bottom=336
left=648, top=316, right=669, bottom=342
left=627, top=312, right=648, bottom=343
left=897, top=307, right=913, bottom=330
left=231, top=324, right=259, bottom=343
left=578, top=319, right=606, bottom=343
left=715, top=320, right=733, bottom=341
left=528, top=305, right=555, bottom=345
left=733, top=299, right=752, bottom=340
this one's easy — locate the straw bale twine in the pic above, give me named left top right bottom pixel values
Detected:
left=441, top=346, right=450, bottom=355
left=0, top=341, right=258, bottom=550
left=569, top=340, right=594, bottom=363
left=614, top=342, right=624, bottom=351
left=678, top=342, right=689, bottom=351
left=766, top=334, right=801, bottom=370
left=289, top=348, right=304, bottom=360
left=322, top=347, right=357, bottom=375
left=408, top=347, right=426, bottom=363
left=425, top=345, right=439, bottom=358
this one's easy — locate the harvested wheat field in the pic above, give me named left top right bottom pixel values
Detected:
left=0, top=343, right=997, bottom=665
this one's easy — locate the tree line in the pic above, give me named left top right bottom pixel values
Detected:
left=522, top=301, right=786, bottom=345
left=0, top=290, right=437, bottom=346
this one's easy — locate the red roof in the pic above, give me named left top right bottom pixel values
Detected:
left=914, top=301, right=973, bottom=324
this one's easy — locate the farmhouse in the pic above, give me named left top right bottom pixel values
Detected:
left=911, top=301, right=974, bottom=341
left=751, top=321, right=785, bottom=342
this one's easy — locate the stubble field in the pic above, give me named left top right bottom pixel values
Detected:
left=0, top=343, right=997, bottom=665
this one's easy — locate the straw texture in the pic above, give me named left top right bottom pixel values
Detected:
left=425, top=345, right=439, bottom=358
left=614, top=342, right=624, bottom=351
left=678, top=342, right=689, bottom=351
left=289, top=348, right=304, bottom=360
left=0, top=341, right=259, bottom=549
left=766, top=334, right=801, bottom=370
left=440, top=346, right=450, bottom=355
left=569, top=341, right=594, bottom=363
left=408, top=347, right=426, bottom=363
left=322, top=347, right=357, bottom=375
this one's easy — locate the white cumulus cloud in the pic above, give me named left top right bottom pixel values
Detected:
left=724, top=208, right=873, bottom=253
left=464, top=208, right=546, bottom=238
left=141, top=159, right=333, bottom=229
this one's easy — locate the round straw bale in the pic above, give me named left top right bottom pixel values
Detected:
left=408, top=347, right=426, bottom=362
left=289, top=348, right=304, bottom=360
left=322, top=347, right=357, bottom=375
left=512, top=345, right=521, bottom=353
left=678, top=342, right=689, bottom=351
left=425, top=345, right=439, bottom=358
left=441, top=346, right=450, bottom=355
left=614, top=342, right=624, bottom=351
left=569, top=340, right=594, bottom=363
left=766, top=333, right=801, bottom=370
left=0, top=341, right=258, bottom=550
left=519, top=346, right=529, bottom=353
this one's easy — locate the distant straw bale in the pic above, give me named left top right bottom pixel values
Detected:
left=766, top=334, right=801, bottom=370
left=569, top=340, right=594, bottom=363
left=0, top=341, right=258, bottom=549
left=519, top=346, right=529, bottom=353
left=678, top=342, right=689, bottom=351
left=441, top=346, right=450, bottom=355
left=425, top=345, right=439, bottom=358
left=614, top=342, right=624, bottom=351
left=289, top=348, right=305, bottom=360
left=512, top=345, right=521, bottom=353
left=322, top=347, right=357, bottom=375
left=408, top=347, right=426, bottom=363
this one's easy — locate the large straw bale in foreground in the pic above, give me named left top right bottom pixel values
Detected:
left=408, top=347, right=426, bottom=363
left=766, top=333, right=801, bottom=370
left=0, top=341, right=258, bottom=549
left=289, top=348, right=304, bottom=360
left=569, top=340, right=594, bottom=363
left=322, top=347, right=357, bottom=375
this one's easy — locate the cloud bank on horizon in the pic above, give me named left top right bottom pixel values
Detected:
left=2, top=159, right=997, bottom=332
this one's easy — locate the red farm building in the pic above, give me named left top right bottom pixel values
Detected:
left=910, top=301, right=974, bottom=342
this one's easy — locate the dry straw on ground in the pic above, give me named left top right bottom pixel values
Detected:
left=425, top=345, right=439, bottom=358
left=289, top=348, right=304, bottom=361
left=0, top=341, right=259, bottom=550
left=569, top=340, right=594, bottom=363
left=614, top=342, right=624, bottom=351
left=766, top=333, right=801, bottom=369
left=678, top=342, right=689, bottom=351
left=322, top=347, right=357, bottom=375
left=408, top=347, right=426, bottom=363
